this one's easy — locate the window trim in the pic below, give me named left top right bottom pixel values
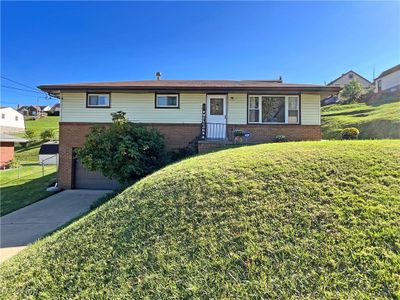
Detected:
left=155, top=93, right=180, bottom=109
left=247, top=94, right=300, bottom=125
left=86, top=93, right=111, bottom=108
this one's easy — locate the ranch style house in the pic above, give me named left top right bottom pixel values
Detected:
left=39, top=79, right=340, bottom=189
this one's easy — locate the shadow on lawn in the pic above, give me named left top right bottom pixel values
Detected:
left=322, top=108, right=374, bottom=117
left=1, top=173, right=56, bottom=216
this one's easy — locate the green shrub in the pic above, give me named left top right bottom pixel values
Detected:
left=341, top=127, right=360, bottom=140
left=233, top=129, right=245, bottom=137
left=274, top=134, right=287, bottom=142
left=24, top=129, right=35, bottom=140
left=8, top=159, right=20, bottom=169
left=76, top=111, right=167, bottom=184
left=40, top=129, right=55, bottom=141
left=339, top=79, right=364, bottom=104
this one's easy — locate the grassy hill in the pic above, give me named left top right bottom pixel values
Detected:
left=18, top=116, right=59, bottom=139
left=321, top=101, right=400, bottom=139
left=1, top=140, right=399, bottom=299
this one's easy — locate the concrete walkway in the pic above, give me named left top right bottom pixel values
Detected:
left=0, top=189, right=112, bottom=262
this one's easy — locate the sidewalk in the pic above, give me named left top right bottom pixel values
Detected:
left=0, top=189, right=112, bottom=262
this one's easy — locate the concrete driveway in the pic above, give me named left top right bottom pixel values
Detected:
left=0, top=189, right=112, bottom=262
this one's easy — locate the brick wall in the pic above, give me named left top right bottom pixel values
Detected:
left=58, top=122, right=202, bottom=188
left=59, top=122, right=320, bottom=189
left=227, top=124, right=321, bottom=142
left=0, top=142, right=15, bottom=168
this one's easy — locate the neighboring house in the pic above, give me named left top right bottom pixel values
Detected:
left=374, top=64, right=400, bottom=93
left=39, top=79, right=340, bottom=189
left=39, top=141, right=59, bottom=165
left=17, top=105, right=47, bottom=117
left=49, top=103, right=60, bottom=116
left=0, top=107, right=25, bottom=134
left=327, top=70, right=371, bottom=88
left=40, top=105, right=51, bottom=112
left=0, top=133, right=28, bottom=168
left=322, top=70, right=371, bottom=106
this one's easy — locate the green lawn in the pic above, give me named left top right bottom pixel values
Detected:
left=1, top=116, right=60, bottom=215
left=1, top=140, right=399, bottom=299
left=321, top=101, right=400, bottom=139
left=1, top=142, right=57, bottom=216
left=18, top=116, right=59, bottom=139
left=0, top=165, right=57, bottom=216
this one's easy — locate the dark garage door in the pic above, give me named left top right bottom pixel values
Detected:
left=74, top=159, right=119, bottom=190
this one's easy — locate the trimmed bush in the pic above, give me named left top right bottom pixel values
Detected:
left=76, top=111, right=166, bottom=184
left=341, top=127, right=359, bottom=140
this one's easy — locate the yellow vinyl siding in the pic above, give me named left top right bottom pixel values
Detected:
left=301, top=93, right=321, bottom=125
left=60, top=92, right=205, bottom=123
left=227, top=93, right=247, bottom=124
left=60, top=91, right=322, bottom=125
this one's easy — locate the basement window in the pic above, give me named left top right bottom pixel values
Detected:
left=87, top=93, right=110, bottom=107
left=155, top=94, right=179, bottom=108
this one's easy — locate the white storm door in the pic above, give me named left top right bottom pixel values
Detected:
left=206, top=95, right=227, bottom=139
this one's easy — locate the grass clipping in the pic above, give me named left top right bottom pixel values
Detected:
left=1, top=140, right=399, bottom=299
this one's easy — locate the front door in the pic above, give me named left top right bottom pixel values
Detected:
left=206, top=95, right=227, bottom=139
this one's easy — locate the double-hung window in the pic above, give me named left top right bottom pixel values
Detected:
left=248, top=96, right=260, bottom=122
left=156, top=94, right=179, bottom=108
left=288, top=96, right=299, bottom=124
left=87, top=93, right=110, bottom=107
left=248, top=95, right=299, bottom=124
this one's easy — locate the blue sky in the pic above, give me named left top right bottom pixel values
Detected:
left=1, top=1, right=399, bottom=107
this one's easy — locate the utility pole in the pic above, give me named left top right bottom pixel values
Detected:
left=373, top=66, right=375, bottom=81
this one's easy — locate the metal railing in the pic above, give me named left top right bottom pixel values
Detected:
left=205, top=123, right=227, bottom=140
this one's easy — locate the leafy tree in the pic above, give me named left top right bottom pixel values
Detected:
left=40, top=129, right=55, bottom=141
left=340, top=79, right=364, bottom=104
left=76, top=111, right=166, bottom=184
left=24, top=129, right=35, bottom=140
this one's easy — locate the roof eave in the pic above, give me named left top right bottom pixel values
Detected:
left=39, top=86, right=341, bottom=94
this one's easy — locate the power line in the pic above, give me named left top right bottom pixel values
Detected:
left=1, top=85, right=56, bottom=100
left=1, top=85, right=44, bottom=94
left=1, top=75, right=43, bottom=93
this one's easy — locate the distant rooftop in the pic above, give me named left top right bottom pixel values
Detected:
left=375, top=64, right=400, bottom=80
left=0, top=133, right=28, bottom=143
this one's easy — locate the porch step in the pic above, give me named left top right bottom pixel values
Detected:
left=198, top=140, right=232, bottom=153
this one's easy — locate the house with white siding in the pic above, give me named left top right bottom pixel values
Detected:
left=39, top=78, right=339, bottom=189
left=374, top=64, right=400, bottom=93
left=0, top=107, right=25, bottom=134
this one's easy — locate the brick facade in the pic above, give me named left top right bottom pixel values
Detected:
left=0, top=142, right=15, bottom=168
left=59, top=122, right=320, bottom=188
left=227, top=124, right=321, bottom=142
left=58, top=122, right=202, bottom=188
